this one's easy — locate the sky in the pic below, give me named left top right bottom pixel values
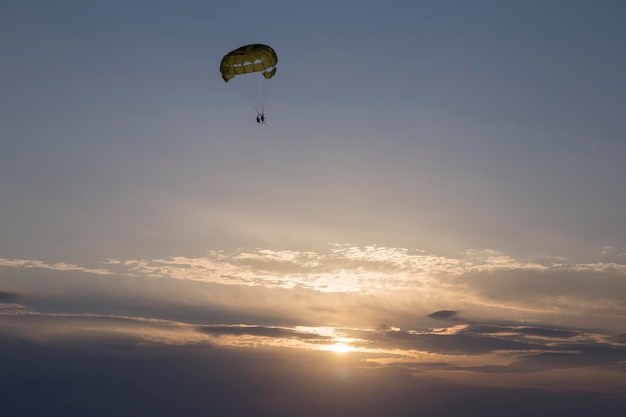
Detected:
left=2, top=0, right=626, bottom=415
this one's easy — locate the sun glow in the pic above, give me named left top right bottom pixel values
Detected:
left=327, top=343, right=355, bottom=354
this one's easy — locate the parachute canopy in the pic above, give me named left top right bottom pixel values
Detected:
left=220, top=44, right=277, bottom=115
left=220, top=44, right=278, bottom=83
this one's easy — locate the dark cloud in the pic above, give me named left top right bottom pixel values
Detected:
left=360, top=329, right=551, bottom=355
left=427, top=310, right=459, bottom=320
left=197, top=325, right=330, bottom=341
left=460, top=324, right=580, bottom=339
left=381, top=331, right=546, bottom=355
left=469, top=342, right=626, bottom=374
left=336, top=322, right=610, bottom=358
left=349, top=319, right=625, bottom=361
left=0, top=291, right=21, bottom=303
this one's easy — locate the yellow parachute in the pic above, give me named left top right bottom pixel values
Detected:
left=220, top=44, right=278, bottom=116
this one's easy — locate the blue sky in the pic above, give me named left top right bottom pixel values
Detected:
left=2, top=1, right=626, bottom=415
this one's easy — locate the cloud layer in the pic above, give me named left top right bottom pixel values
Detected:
left=4, top=244, right=625, bottom=330
left=2, top=244, right=626, bottom=416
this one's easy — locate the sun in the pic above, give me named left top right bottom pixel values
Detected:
left=327, top=343, right=355, bottom=354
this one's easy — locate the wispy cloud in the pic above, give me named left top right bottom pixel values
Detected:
left=197, top=324, right=330, bottom=340
left=7, top=246, right=624, bottom=295
left=0, top=258, right=112, bottom=275
left=3, top=245, right=626, bottom=332
left=100, top=245, right=608, bottom=292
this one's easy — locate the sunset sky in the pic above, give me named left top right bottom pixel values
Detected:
left=2, top=1, right=626, bottom=415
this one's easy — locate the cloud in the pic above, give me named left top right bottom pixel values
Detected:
left=427, top=310, right=460, bottom=320
left=0, top=258, right=112, bottom=275
left=365, top=329, right=551, bottom=355
left=197, top=324, right=330, bottom=341
left=2, top=247, right=626, bottom=335
left=459, top=324, right=581, bottom=340
left=0, top=291, right=21, bottom=303
left=3, top=245, right=626, bottom=333
left=100, top=246, right=530, bottom=292
left=2, top=326, right=626, bottom=417
left=467, top=343, right=626, bottom=374
left=451, top=268, right=626, bottom=326
left=458, top=268, right=626, bottom=301
left=4, top=246, right=625, bottom=299
left=2, top=301, right=626, bottom=401
left=103, top=246, right=626, bottom=309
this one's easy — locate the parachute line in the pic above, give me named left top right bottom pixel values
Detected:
left=263, top=123, right=329, bottom=245
left=221, top=44, right=328, bottom=245
left=261, top=76, right=272, bottom=114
